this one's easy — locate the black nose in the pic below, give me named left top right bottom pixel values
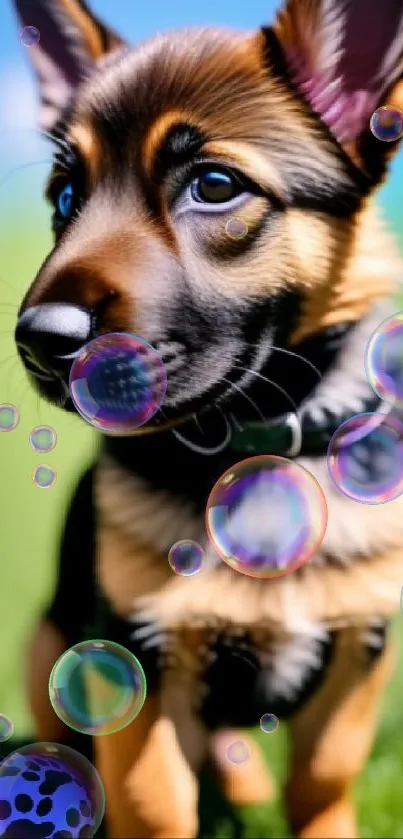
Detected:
left=15, top=303, right=92, bottom=378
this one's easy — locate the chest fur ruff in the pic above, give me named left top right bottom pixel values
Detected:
left=95, top=451, right=403, bottom=633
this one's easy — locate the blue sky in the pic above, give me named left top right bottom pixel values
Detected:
left=0, top=0, right=401, bottom=237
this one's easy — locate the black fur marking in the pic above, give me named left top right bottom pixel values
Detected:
left=104, top=300, right=355, bottom=509
left=200, top=631, right=335, bottom=729
left=154, top=122, right=206, bottom=182
left=44, top=467, right=161, bottom=693
left=45, top=469, right=96, bottom=647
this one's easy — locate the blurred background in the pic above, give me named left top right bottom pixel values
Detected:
left=0, top=1, right=402, bottom=836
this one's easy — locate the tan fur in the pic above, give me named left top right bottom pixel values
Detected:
left=60, top=0, right=123, bottom=57
left=96, top=452, right=403, bottom=632
left=291, top=201, right=403, bottom=342
left=94, top=688, right=203, bottom=839
left=68, top=123, right=100, bottom=187
left=60, top=0, right=105, bottom=58
left=142, top=110, right=197, bottom=177
left=285, top=630, right=395, bottom=838
left=210, top=731, right=276, bottom=805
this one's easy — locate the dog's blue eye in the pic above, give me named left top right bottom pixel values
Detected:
left=191, top=170, right=242, bottom=204
left=57, top=183, right=75, bottom=219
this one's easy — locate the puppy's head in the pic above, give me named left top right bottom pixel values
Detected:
left=13, top=0, right=403, bottom=428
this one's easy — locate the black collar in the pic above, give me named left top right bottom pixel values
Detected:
left=103, top=312, right=385, bottom=512
left=230, top=395, right=385, bottom=459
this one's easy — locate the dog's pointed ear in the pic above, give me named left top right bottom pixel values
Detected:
left=268, top=0, right=403, bottom=181
left=13, top=0, right=126, bottom=131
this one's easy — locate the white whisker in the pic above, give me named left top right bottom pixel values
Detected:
left=221, top=376, right=266, bottom=421
left=271, top=345, right=322, bottom=380
left=229, top=412, right=244, bottom=431
left=172, top=407, right=232, bottom=455
left=38, top=129, right=71, bottom=153
left=233, top=364, right=298, bottom=415
left=193, top=413, right=204, bottom=433
left=0, top=159, right=53, bottom=193
left=245, top=342, right=322, bottom=381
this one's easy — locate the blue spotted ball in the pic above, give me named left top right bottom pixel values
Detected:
left=0, top=742, right=104, bottom=838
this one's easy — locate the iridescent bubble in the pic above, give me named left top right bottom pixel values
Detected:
left=69, top=333, right=167, bottom=434
left=327, top=412, right=403, bottom=504
left=49, top=639, right=147, bottom=736
left=225, top=217, right=249, bottom=240
left=168, top=540, right=204, bottom=576
left=19, top=26, right=40, bottom=47
left=206, top=456, right=328, bottom=578
left=33, top=464, right=57, bottom=489
left=226, top=740, right=250, bottom=765
left=370, top=106, right=403, bottom=143
left=0, top=714, right=14, bottom=743
left=259, top=713, right=279, bottom=734
left=29, top=425, right=57, bottom=453
left=0, top=742, right=104, bottom=837
left=365, top=311, right=403, bottom=410
left=0, top=403, right=19, bottom=432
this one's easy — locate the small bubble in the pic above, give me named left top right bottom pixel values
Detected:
left=259, top=713, right=279, bottom=734
left=19, top=26, right=40, bottom=47
left=168, top=540, right=204, bottom=576
left=29, top=425, right=57, bottom=453
left=365, top=311, right=403, bottom=409
left=327, top=413, right=403, bottom=504
left=33, top=464, right=57, bottom=489
left=0, top=403, right=19, bottom=432
left=370, top=106, right=403, bottom=143
left=0, top=714, right=14, bottom=743
left=226, top=740, right=250, bottom=765
left=225, top=218, right=249, bottom=240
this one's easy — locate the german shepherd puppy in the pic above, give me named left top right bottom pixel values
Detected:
left=11, top=0, right=403, bottom=836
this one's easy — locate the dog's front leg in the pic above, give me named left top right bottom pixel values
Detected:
left=285, top=626, right=395, bottom=839
left=94, top=671, right=206, bottom=839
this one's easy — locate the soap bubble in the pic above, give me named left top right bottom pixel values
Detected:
left=69, top=333, right=167, bottom=434
left=49, top=639, right=147, bottom=736
left=0, top=741, right=104, bottom=838
left=206, top=455, right=327, bottom=578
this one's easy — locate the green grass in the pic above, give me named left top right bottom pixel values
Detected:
left=0, top=178, right=98, bottom=734
left=1, top=177, right=403, bottom=837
